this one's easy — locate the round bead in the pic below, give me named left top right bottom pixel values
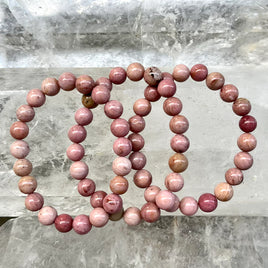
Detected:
left=232, top=98, right=251, bottom=116
left=214, top=182, right=233, bottom=202
left=144, top=67, right=162, bottom=86
left=155, top=190, right=176, bottom=211
left=128, top=115, right=145, bottom=133
left=10, top=121, right=29, bottom=140
left=89, top=208, right=109, bottom=227
left=10, top=140, right=30, bottom=159
left=90, top=191, right=107, bottom=208
left=25, top=192, right=44, bottom=211
left=76, top=75, right=95, bottom=95
left=81, top=95, right=98, bottom=109
left=234, top=152, right=253, bottom=170
left=165, top=195, right=180, bottom=212
left=66, top=143, right=85, bottom=161
left=103, top=193, right=123, bottom=214
left=225, top=168, right=244, bottom=185
left=165, top=173, right=184, bottom=192
left=26, top=89, right=46, bottom=107
left=220, top=84, right=239, bottom=102
left=206, top=72, right=225, bottom=90
left=18, top=176, right=37, bottom=194
left=170, top=134, right=190, bottom=153
left=239, top=115, right=257, bottom=133
left=38, top=206, right=57, bottom=225
left=109, top=67, right=127, bottom=84
left=169, top=115, right=189, bottom=134
left=16, top=105, right=35, bottom=122
left=127, top=62, right=145, bottom=81
left=72, top=214, right=92, bottom=235
left=157, top=79, right=176, bottom=98
left=41, top=77, right=60, bottom=96
left=133, top=98, right=151, bottom=117
left=169, top=153, right=188, bottom=173
left=95, top=77, right=112, bottom=91
left=190, top=64, right=208, bottom=81
left=141, top=202, right=160, bottom=223
left=68, top=125, right=87, bottom=143
left=91, top=85, right=110, bottom=104
left=109, top=208, right=124, bottom=221
left=128, top=133, right=145, bottom=152
left=104, top=100, right=123, bottom=119
left=144, top=86, right=161, bottom=102
left=58, top=72, right=76, bottom=91
left=113, top=137, right=132, bottom=157
left=198, top=193, right=218, bottom=212
left=123, top=207, right=141, bottom=226
left=78, top=178, right=96, bottom=196
left=75, top=108, right=93, bottom=126
left=129, top=152, right=146, bottom=170
left=172, top=64, right=190, bottom=82
left=134, top=169, right=152, bottom=188
left=110, top=176, right=129, bottom=195
left=13, top=159, right=32, bottom=176
left=144, top=185, right=161, bottom=203
left=55, top=214, right=73, bottom=232
left=70, top=161, right=89, bottom=180
left=110, top=118, right=130, bottom=137
left=162, top=72, right=174, bottom=80
left=163, top=97, right=183, bottom=116
left=237, top=133, right=257, bottom=152
left=112, top=157, right=132, bottom=176
left=179, top=196, right=198, bottom=216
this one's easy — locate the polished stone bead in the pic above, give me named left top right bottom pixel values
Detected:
left=95, top=77, right=112, bottom=91
left=169, top=115, right=189, bottom=134
left=10, top=121, right=29, bottom=140
left=66, top=143, right=85, bottom=161
left=90, top=191, right=107, bottom=208
left=38, top=206, right=57, bottom=225
left=232, top=98, right=251, bottom=116
left=18, top=176, right=37, bottom=194
left=103, top=193, right=123, bottom=214
left=168, top=153, right=188, bottom=173
left=144, top=86, right=161, bottom=102
left=220, top=84, right=239, bottom=102
left=134, top=169, right=152, bottom=188
left=170, top=134, right=190, bottom=153
left=55, top=214, right=73, bottom=232
left=110, top=118, right=130, bottom=137
left=74, top=108, right=93, bottom=126
left=180, top=196, right=198, bottom=216
left=172, top=64, right=190, bottom=82
left=89, top=208, right=109, bottom=228
left=109, top=67, right=127, bottom=85
left=155, top=190, right=176, bottom=211
left=72, top=214, right=92, bottom=235
left=113, top=137, right=132, bottom=157
left=10, top=140, right=30, bottom=159
left=128, top=133, right=145, bottom=152
left=214, top=182, right=233, bottom=202
left=58, top=72, right=76, bottom=91
left=112, top=157, right=132, bottom=176
left=128, top=115, right=145, bottom=133
left=123, top=207, right=141, bottom=226
left=16, top=105, right=35, bottom=122
left=104, top=100, right=123, bottom=119
left=198, top=193, right=218, bottom=212
left=239, top=115, right=257, bottom=132
left=76, top=75, right=95, bottom=95
left=133, top=98, right=151, bottom=117
left=225, top=168, right=244, bottom=185
left=129, top=152, right=146, bottom=170
left=144, top=185, right=161, bottom=203
left=165, top=173, right=184, bottom=192
left=234, top=152, right=253, bottom=170
left=190, top=64, right=208, bottom=81
left=70, top=161, right=89, bottom=180
left=41, top=77, right=60, bottom=96
left=141, top=202, right=160, bottom=223
left=163, top=97, right=183, bottom=116
left=206, top=72, right=225, bottom=90
left=157, top=79, right=176, bottom=98
left=68, top=125, right=87, bottom=143
left=127, top=62, right=145, bottom=81
left=13, top=158, right=32, bottom=176
left=91, top=85, right=110, bottom=104
left=26, top=89, right=46, bottom=107
left=25, top=192, right=44, bottom=211
left=165, top=194, right=180, bottom=212
left=110, top=176, right=128, bottom=195
left=81, top=94, right=98, bottom=109
left=237, top=133, right=257, bottom=152
left=77, top=178, right=96, bottom=196
left=144, top=67, right=162, bottom=86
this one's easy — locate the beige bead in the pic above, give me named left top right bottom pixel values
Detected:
left=18, top=176, right=37, bottom=194
left=214, top=182, right=233, bottom=202
left=13, top=159, right=32, bottom=176
left=168, top=153, right=188, bottom=173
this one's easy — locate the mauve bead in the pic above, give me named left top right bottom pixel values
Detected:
left=75, top=108, right=93, bottom=126
left=206, top=72, right=225, bottom=90
left=214, top=182, right=233, bottom=202
left=10, top=121, right=29, bottom=140
left=225, top=168, right=244, bottom=185
left=109, top=208, right=124, bottom=221
left=41, top=77, right=60, bottom=96
left=90, top=191, right=107, bottom=208
left=68, top=125, right=87, bottom=143
left=232, top=98, right=251, bottom=116
left=169, top=153, right=188, bottom=173
left=66, top=143, right=85, bottom=161
left=58, top=72, right=76, bottom=91
left=220, top=84, right=239, bottom=102
left=81, top=95, right=98, bottom=109
left=70, top=161, right=89, bottom=180
left=128, top=133, right=145, bottom=152
left=13, top=159, right=32, bottom=176
left=95, top=77, right=112, bottom=91
left=123, top=207, right=141, bottom=226
left=169, top=115, right=189, bottom=134
left=163, top=97, right=183, bottom=116
left=155, top=190, right=176, bottom=211
left=72, top=214, right=92, bottom=235
left=103, top=193, right=123, bottom=214
left=234, top=152, right=253, bottom=170
left=128, top=115, right=145, bottom=133
left=198, top=193, right=218, bottom=212
left=55, top=214, right=73, bottom=233
left=170, top=134, right=190, bottom=153
left=91, top=85, right=110, bottom=104
left=157, top=79, right=176, bottom=98
left=144, top=67, right=162, bottom=86
left=110, top=176, right=128, bottom=195
left=239, top=115, right=257, bottom=133
left=110, top=118, right=130, bottom=137
left=38, top=206, right=57, bottom=225
left=26, top=89, right=46, bottom=107
left=237, top=133, right=257, bottom=152
left=172, top=64, right=190, bottom=82
left=113, top=137, right=132, bottom=157
left=141, top=202, right=160, bottom=223
left=165, top=173, right=184, bottom=192
left=190, top=64, right=208, bottom=81
left=144, top=86, right=161, bottom=102
left=144, top=185, right=161, bottom=202
left=127, top=62, right=145, bottom=81
left=162, top=72, right=174, bottom=80
left=25, top=192, right=44, bottom=211
left=89, top=207, right=109, bottom=227
left=109, top=67, right=127, bottom=84
left=104, top=100, right=123, bottom=119
left=129, top=152, right=146, bottom=170
left=16, top=105, right=35, bottom=122
left=10, top=140, right=30, bottom=159
left=134, top=169, right=152, bottom=188
left=133, top=98, right=151, bottom=117
left=76, top=75, right=95, bottom=95
left=112, top=157, right=132, bottom=176
left=179, top=196, right=198, bottom=216
left=78, top=178, right=96, bottom=196
left=166, top=195, right=180, bottom=212
left=18, top=176, right=37, bottom=194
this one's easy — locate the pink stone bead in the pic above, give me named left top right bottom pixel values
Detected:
left=123, top=207, right=141, bottom=226
left=89, top=208, right=109, bottom=227
left=128, top=115, right=145, bottom=133
left=112, top=157, right=132, bottom=176
left=162, top=72, right=174, bottom=80
left=25, top=192, right=44, bottom=211
left=95, top=77, right=112, bottom=91
left=18, top=176, right=37, bottom=194
left=41, top=77, right=60, bottom=96
left=68, top=125, right=87, bottom=143
left=163, top=97, right=183, bottom=116
left=128, top=133, right=145, bottom=152
left=109, top=67, right=127, bottom=84
left=155, top=190, right=176, bottom=211
left=38, top=206, right=57, bottom=225
left=239, top=115, right=257, bottom=133
left=225, top=168, right=244, bottom=185
left=169, top=115, right=189, bottom=134
left=190, top=64, right=208, bottom=81
left=165, top=173, right=184, bottom=192
left=91, top=85, right=110, bottom=104
left=237, top=133, right=257, bottom=152
left=234, top=152, right=253, bottom=170
left=76, top=75, right=95, bottom=95
left=165, top=195, right=180, bottom=212
left=144, top=185, right=161, bottom=203
left=70, top=161, right=89, bottom=180
left=55, top=214, right=73, bottom=233
left=104, top=100, right=123, bottom=119
left=198, top=193, right=218, bottom=212
left=113, top=137, right=132, bottom=157
left=220, top=84, right=239, bottom=102
left=26, top=89, right=46, bottom=107
left=58, top=72, right=76, bottom=91
left=16, top=105, right=35, bottom=122
left=157, top=79, right=176, bottom=98
left=133, top=98, right=151, bottom=117
left=129, top=152, right=146, bottom=170
left=90, top=191, right=107, bottom=208
left=10, top=121, right=29, bottom=140
left=66, top=143, right=85, bottom=161
left=144, top=86, right=161, bottom=102
left=110, top=176, right=128, bottom=195
left=206, top=72, right=225, bottom=90
left=78, top=178, right=96, bottom=196
left=13, top=158, right=32, bottom=176
left=170, top=134, right=190, bottom=153
left=110, top=118, right=130, bottom=137
left=134, top=169, right=152, bottom=188
left=10, top=140, right=30, bottom=159
left=179, top=196, right=198, bottom=216
left=72, top=214, right=92, bottom=235
left=232, top=98, right=251, bottom=116
left=172, top=64, right=190, bottom=82
left=103, top=193, right=123, bottom=214
left=75, top=108, right=93, bottom=126
left=141, top=202, right=160, bottom=223
left=127, top=62, right=145, bottom=81
left=144, top=67, right=163, bottom=86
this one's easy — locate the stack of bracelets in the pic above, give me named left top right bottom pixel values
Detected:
left=10, top=63, right=257, bottom=235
